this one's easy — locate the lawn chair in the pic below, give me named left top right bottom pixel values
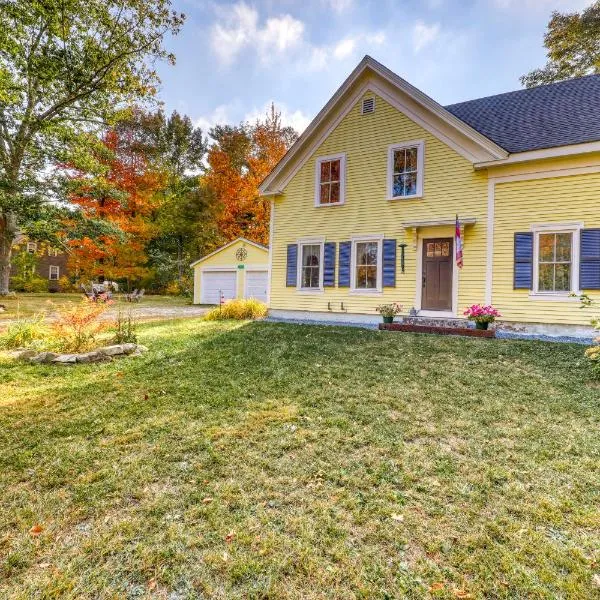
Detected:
left=133, top=288, right=145, bottom=303
left=125, top=289, right=138, bottom=302
left=80, top=284, right=96, bottom=301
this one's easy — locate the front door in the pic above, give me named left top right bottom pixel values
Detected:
left=422, top=238, right=453, bottom=311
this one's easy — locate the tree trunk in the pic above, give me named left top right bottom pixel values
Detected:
left=0, top=212, right=17, bottom=295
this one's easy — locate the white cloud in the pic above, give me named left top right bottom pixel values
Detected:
left=324, top=0, right=353, bottom=13
left=412, top=20, right=441, bottom=53
left=194, top=104, right=235, bottom=133
left=333, top=38, right=356, bottom=60
left=244, top=101, right=312, bottom=134
left=210, top=2, right=304, bottom=66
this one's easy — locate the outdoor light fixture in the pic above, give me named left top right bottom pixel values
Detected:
left=398, top=243, right=407, bottom=273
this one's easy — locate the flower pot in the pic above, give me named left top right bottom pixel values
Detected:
left=383, top=316, right=394, bottom=324
left=475, top=321, right=489, bottom=330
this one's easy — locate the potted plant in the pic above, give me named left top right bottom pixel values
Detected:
left=376, top=302, right=403, bottom=324
left=463, top=304, right=501, bottom=330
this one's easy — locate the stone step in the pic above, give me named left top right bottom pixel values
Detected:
left=402, top=316, right=472, bottom=329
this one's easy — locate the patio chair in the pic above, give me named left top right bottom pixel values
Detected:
left=125, top=289, right=138, bottom=302
left=133, top=289, right=145, bottom=303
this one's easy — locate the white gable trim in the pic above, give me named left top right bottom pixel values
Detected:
left=190, top=237, right=268, bottom=268
left=259, top=56, right=507, bottom=195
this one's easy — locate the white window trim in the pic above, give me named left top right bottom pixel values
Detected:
left=530, top=222, right=583, bottom=298
left=387, top=139, right=425, bottom=201
left=314, top=153, right=346, bottom=207
left=297, top=238, right=325, bottom=293
left=49, top=265, right=60, bottom=280
left=27, top=241, right=37, bottom=253
left=350, top=234, right=383, bottom=294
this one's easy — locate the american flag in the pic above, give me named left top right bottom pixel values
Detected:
left=455, top=215, right=463, bottom=269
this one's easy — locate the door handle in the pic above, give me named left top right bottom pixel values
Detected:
left=422, top=275, right=426, bottom=288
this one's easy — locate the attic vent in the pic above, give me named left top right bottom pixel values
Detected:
left=361, top=97, right=375, bottom=114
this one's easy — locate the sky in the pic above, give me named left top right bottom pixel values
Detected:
left=155, top=0, right=590, bottom=136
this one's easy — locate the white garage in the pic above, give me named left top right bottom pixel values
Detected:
left=191, top=238, right=270, bottom=305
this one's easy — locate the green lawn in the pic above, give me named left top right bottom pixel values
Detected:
left=1, top=320, right=598, bottom=599
left=0, top=293, right=190, bottom=321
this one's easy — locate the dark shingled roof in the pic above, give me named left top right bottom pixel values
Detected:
left=444, top=75, right=600, bottom=154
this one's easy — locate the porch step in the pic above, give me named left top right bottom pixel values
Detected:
left=402, top=316, right=471, bottom=329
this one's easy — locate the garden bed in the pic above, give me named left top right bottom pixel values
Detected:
left=379, top=322, right=495, bottom=338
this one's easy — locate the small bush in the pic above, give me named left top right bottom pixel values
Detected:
left=112, top=310, right=138, bottom=344
left=203, top=298, right=268, bottom=321
left=51, top=299, right=110, bottom=353
left=0, top=314, right=49, bottom=350
left=10, top=275, right=48, bottom=293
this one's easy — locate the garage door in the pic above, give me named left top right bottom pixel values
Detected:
left=201, top=271, right=237, bottom=304
left=245, top=270, right=268, bottom=303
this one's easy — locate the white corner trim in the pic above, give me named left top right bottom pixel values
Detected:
left=314, top=153, right=346, bottom=207
left=267, top=199, right=274, bottom=306
left=485, top=179, right=494, bottom=305
left=387, top=139, right=424, bottom=200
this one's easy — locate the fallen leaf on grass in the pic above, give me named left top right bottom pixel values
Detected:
left=592, top=574, right=600, bottom=588
left=144, top=393, right=149, bottom=401
left=38, top=562, right=51, bottom=569
left=147, top=579, right=157, bottom=591
left=429, top=582, right=444, bottom=592
left=222, top=551, right=229, bottom=562
left=202, top=497, right=213, bottom=504
left=29, top=524, right=43, bottom=537
left=391, top=513, right=404, bottom=522
left=453, top=589, right=472, bottom=598
left=225, top=530, right=235, bottom=542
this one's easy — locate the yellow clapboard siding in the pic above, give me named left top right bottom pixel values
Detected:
left=492, top=172, right=600, bottom=324
left=271, top=91, right=488, bottom=316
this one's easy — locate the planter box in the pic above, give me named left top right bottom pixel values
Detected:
left=379, top=323, right=495, bottom=338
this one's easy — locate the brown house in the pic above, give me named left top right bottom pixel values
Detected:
left=11, top=238, right=71, bottom=292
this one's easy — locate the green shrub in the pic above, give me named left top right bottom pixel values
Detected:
left=203, top=298, right=268, bottom=321
left=10, top=275, right=48, bottom=293
left=0, top=314, right=50, bottom=350
left=112, top=310, right=138, bottom=344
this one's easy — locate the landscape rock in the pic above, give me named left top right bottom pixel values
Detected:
left=11, top=349, right=37, bottom=360
left=136, top=344, right=148, bottom=353
left=29, top=352, right=58, bottom=364
left=121, top=343, right=137, bottom=354
left=97, top=345, right=124, bottom=356
left=52, top=354, right=77, bottom=364
left=76, top=351, right=101, bottom=363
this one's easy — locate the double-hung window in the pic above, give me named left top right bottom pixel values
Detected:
left=49, top=265, right=60, bottom=281
left=532, top=224, right=581, bottom=295
left=298, top=241, right=323, bottom=291
left=315, top=154, right=345, bottom=206
left=351, top=236, right=382, bottom=292
left=388, top=140, right=424, bottom=199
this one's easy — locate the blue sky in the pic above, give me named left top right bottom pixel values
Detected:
left=156, top=0, right=589, bottom=135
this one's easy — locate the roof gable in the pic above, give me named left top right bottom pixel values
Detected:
left=260, top=56, right=507, bottom=195
left=190, top=237, right=268, bottom=267
left=445, top=74, right=600, bottom=154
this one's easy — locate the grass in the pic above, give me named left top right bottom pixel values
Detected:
left=0, top=293, right=190, bottom=321
left=0, top=320, right=598, bottom=599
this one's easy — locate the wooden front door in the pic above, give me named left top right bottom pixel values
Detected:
left=422, top=238, right=453, bottom=311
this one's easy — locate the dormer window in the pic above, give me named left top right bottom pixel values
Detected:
left=388, top=140, right=424, bottom=199
left=315, top=153, right=346, bottom=206
left=27, top=241, right=37, bottom=253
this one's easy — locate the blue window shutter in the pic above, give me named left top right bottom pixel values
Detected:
left=382, top=239, right=396, bottom=287
left=323, top=242, right=336, bottom=287
left=514, top=232, right=533, bottom=289
left=286, top=244, right=297, bottom=287
left=580, top=228, right=600, bottom=289
left=338, top=241, right=351, bottom=287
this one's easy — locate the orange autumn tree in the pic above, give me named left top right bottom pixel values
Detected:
left=64, top=128, right=163, bottom=285
left=205, top=105, right=297, bottom=246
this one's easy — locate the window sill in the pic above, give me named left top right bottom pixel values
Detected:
left=528, top=293, right=580, bottom=302
left=387, top=195, right=423, bottom=201
left=349, top=289, right=382, bottom=295
left=296, top=288, right=324, bottom=294
left=314, top=202, right=345, bottom=208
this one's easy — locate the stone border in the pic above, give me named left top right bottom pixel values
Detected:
left=10, top=344, right=148, bottom=364
left=379, top=323, right=495, bottom=338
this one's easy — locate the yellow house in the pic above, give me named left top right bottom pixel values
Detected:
left=259, top=56, right=600, bottom=337
left=191, top=237, right=269, bottom=305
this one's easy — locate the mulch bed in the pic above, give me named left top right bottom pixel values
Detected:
left=379, top=323, right=495, bottom=338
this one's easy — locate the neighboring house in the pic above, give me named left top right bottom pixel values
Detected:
left=260, top=55, right=600, bottom=335
left=191, top=237, right=269, bottom=305
left=11, top=238, right=70, bottom=292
